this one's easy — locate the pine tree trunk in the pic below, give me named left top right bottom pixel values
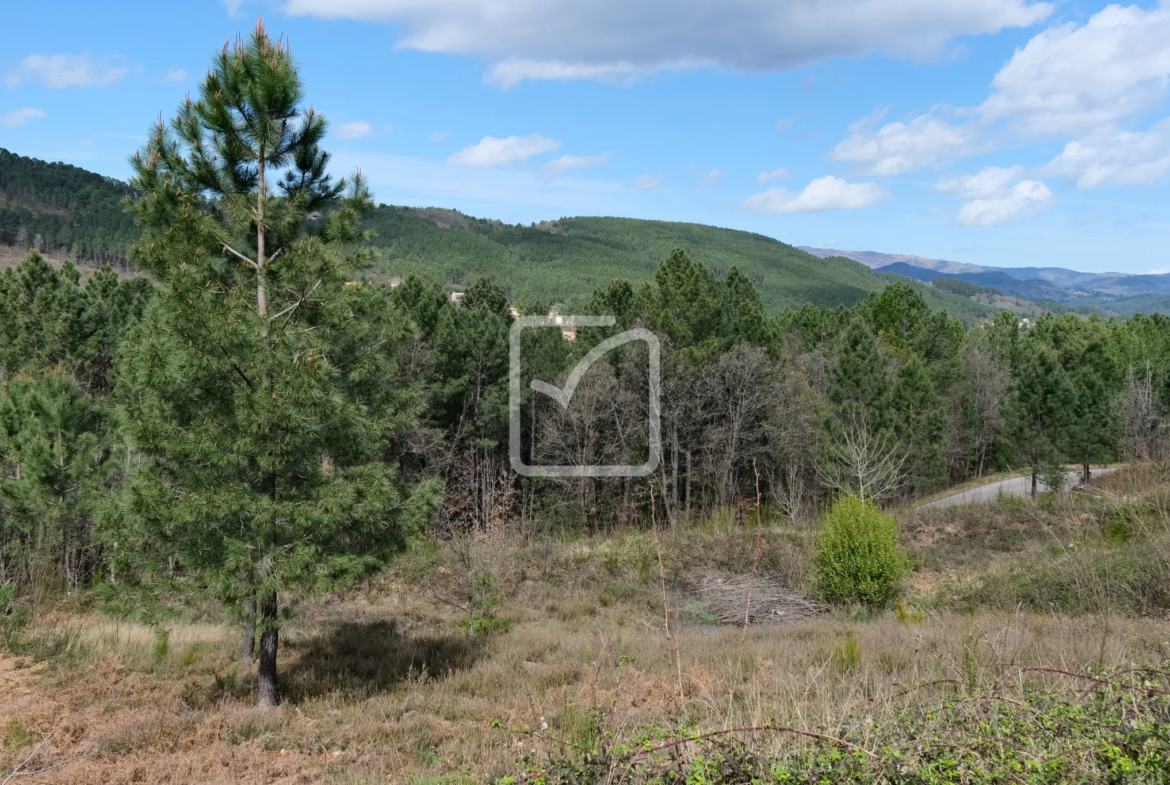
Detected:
left=1083, top=462, right=1091, bottom=484
left=241, top=591, right=256, bottom=665
left=257, top=590, right=279, bottom=709
left=1031, top=465, right=1039, bottom=497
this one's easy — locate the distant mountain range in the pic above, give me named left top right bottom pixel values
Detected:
left=798, top=246, right=1170, bottom=303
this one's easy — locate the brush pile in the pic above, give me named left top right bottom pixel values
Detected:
left=698, top=573, right=826, bottom=626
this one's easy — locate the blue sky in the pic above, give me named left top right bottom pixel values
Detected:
left=2, top=0, right=1169, bottom=274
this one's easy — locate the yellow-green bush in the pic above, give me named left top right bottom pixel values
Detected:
left=814, top=496, right=907, bottom=607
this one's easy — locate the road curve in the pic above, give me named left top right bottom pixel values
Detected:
left=920, top=467, right=1118, bottom=510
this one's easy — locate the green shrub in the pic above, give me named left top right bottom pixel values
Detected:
left=814, top=496, right=908, bottom=607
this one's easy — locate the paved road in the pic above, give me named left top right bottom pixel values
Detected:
left=921, top=467, right=1118, bottom=510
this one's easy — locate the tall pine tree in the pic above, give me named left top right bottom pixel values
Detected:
left=110, top=22, right=438, bottom=708
left=1007, top=343, right=1077, bottom=495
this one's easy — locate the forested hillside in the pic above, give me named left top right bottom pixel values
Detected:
left=0, top=147, right=991, bottom=321
left=364, top=205, right=992, bottom=321
left=0, top=148, right=138, bottom=265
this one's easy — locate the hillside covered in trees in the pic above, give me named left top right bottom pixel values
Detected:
left=3, top=147, right=1164, bottom=323
left=0, top=148, right=139, bottom=266
left=362, top=205, right=992, bottom=321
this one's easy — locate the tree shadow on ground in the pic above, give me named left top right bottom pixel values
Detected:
left=282, top=620, right=485, bottom=702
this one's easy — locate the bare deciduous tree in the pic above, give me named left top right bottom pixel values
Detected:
left=1124, top=363, right=1168, bottom=463
left=698, top=346, right=775, bottom=509
left=817, top=406, right=908, bottom=502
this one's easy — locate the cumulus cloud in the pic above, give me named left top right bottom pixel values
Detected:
left=283, top=0, right=1052, bottom=86
left=756, top=167, right=790, bottom=182
left=163, top=69, right=187, bottom=82
left=740, top=175, right=891, bottom=214
left=1044, top=119, right=1170, bottom=189
left=631, top=173, right=663, bottom=191
left=5, top=53, right=129, bottom=88
left=696, top=168, right=721, bottom=186
left=540, top=152, right=611, bottom=178
left=955, top=179, right=1053, bottom=226
left=935, top=165, right=1024, bottom=198
left=832, top=112, right=984, bottom=175
left=1, top=107, right=47, bottom=127
left=830, top=3, right=1170, bottom=180
left=337, top=120, right=374, bottom=140
left=447, top=134, right=560, bottom=167
left=979, top=3, right=1170, bottom=136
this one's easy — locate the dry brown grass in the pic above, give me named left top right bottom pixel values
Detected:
left=4, top=473, right=1170, bottom=783
left=4, top=582, right=1170, bottom=781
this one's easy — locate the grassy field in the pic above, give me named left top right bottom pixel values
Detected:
left=3, top=467, right=1170, bottom=783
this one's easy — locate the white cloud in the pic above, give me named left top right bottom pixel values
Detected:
left=164, top=69, right=187, bottom=82
left=935, top=165, right=1024, bottom=198
left=1149, top=267, right=1170, bottom=275
left=775, top=118, right=795, bottom=132
left=284, top=0, right=1052, bottom=87
left=429, top=130, right=452, bottom=142
left=1, top=107, right=47, bottom=127
left=756, top=167, right=790, bottom=183
left=1044, top=118, right=1170, bottom=189
left=955, top=179, right=1053, bottom=226
left=447, top=134, right=560, bottom=167
left=631, top=173, right=663, bottom=191
left=484, top=59, right=695, bottom=89
left=540, top=152, right=611, bottom=178
left=223, top=0, right=247, bottom=17
left=980, top=3, right=1170, bottom=136
left=832, top=112, right=984, bottom=175
left=5, top=53, right=129, bottom=88
left=696, top=168, right=721, bottom=187
left=337, top=120, right=374, bottom=140
left=830, top=3, right=1170, bottom=179
left=740, top=175, right=891, bottom=214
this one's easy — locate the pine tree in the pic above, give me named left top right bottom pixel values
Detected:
left=1007, top=344, right=1077, bottom=495
left=830, top=320, right=892, bottom=430
left=0, top=251, right=151, bottom=395
left=720, top=266, right=769, bottom=348
left=891, top=358, right=947, bottom=495
left=0, top=366, right=113, bottom=593
left=647, top=248, right=723, bottom=364
left=110, top=22, right=439, bottom=708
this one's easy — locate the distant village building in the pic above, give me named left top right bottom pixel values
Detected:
left=548, top=308, right=576, bottom=340
left=454, top=299, right=574, bottom=339
left=1018, top=318, right=1033, bottom=330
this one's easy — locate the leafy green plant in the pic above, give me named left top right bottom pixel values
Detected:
left=814, top=495, right=908, bottom=607
left=503, top=666, right=1170, bottom=785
